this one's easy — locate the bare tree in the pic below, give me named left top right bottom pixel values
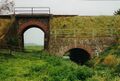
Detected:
left=0, top=0, right=15, bottom=15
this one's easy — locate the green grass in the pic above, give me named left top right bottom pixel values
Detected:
left=24, top=45, right=44, bottom=52
left=0, top=46, right=120, bottom=81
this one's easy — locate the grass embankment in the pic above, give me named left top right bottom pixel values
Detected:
left=0, top=46, right=120, bottom=81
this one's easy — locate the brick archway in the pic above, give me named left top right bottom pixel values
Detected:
left=61, top=45, right=92, bottom=64
left=18, top=20, right=48, bottom=34
left=18, top=19, right=49, bottom=50
left=61, top=45, right=93, bottom=57
left=67, top=48, right=91, bottom=64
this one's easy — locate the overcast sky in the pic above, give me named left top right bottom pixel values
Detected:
left=15, top=0, right=120, bottom=15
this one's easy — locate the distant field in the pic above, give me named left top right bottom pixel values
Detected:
left=24, top=45, right=44, bottom=52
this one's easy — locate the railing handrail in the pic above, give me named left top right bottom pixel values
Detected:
left=15, top=7, right=50, bottom=8
left=14, top=7, right=50, bottom=15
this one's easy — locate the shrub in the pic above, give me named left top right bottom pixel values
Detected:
left=75, top=66, right=94, bottom=81
left=103, top=55, right=118, bottom=67
left=114, top=64, right=120, bottom=77
left=85, top=57, right=101, bottom=68
left=87, top=75, right=106, bottom=81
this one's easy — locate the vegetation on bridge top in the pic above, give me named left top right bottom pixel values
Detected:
left=0, top=16, right=120, bottom=40
left=50, top=16, right=120, bottom=37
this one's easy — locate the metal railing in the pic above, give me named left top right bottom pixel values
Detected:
left=50, top=28, right=119, bottom=38
left=14, top=7, right=50, bottom=15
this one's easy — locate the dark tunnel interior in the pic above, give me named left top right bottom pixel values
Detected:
left=68, top=48, right=91, bottom=65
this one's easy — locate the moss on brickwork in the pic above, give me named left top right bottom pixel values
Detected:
left=0, top=19, right=11, bottom=40
left=0, top=17, right=15, bottom=48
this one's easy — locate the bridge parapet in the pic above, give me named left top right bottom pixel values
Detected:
left=14, top=7, right=50, bottom=15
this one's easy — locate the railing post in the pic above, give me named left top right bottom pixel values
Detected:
left=14, top=7, right=15, bottom=15
left=32, top=7, right=33, bottom=15
left=49, top=7, right=50, bottom=14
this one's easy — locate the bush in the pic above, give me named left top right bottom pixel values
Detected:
left=103, top=55, right=118, bottom=67
left=114, top=64, right=120, bottom=77
left=87, top=75, right=106, bottom=81
left=75, top=66, right=94, bottom=81
left=85, top=57, right=101, bottom=68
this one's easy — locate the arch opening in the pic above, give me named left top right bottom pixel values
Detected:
left=23, top=27, right=45, bottom=52
left=66, top=48, right=91, bottom=65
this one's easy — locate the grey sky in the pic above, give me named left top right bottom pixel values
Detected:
left=15, top=0, right=120, bottom=15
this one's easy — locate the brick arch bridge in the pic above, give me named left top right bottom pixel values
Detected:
left=0, top=7, right=119, bottom=58
left=17, top=18, right=49, bottom=50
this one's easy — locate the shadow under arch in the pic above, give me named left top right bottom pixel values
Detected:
left=66, top=48, right=91, bottom=65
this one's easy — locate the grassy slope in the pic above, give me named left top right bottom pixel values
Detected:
left=0, top=46, right=120, bottom=81
left=0, top=51, right=92, bottom=81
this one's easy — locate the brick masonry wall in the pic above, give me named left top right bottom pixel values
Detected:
left=0, top=16, right=120, bottom=56
left=48, top=16, right=120, bottom=56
